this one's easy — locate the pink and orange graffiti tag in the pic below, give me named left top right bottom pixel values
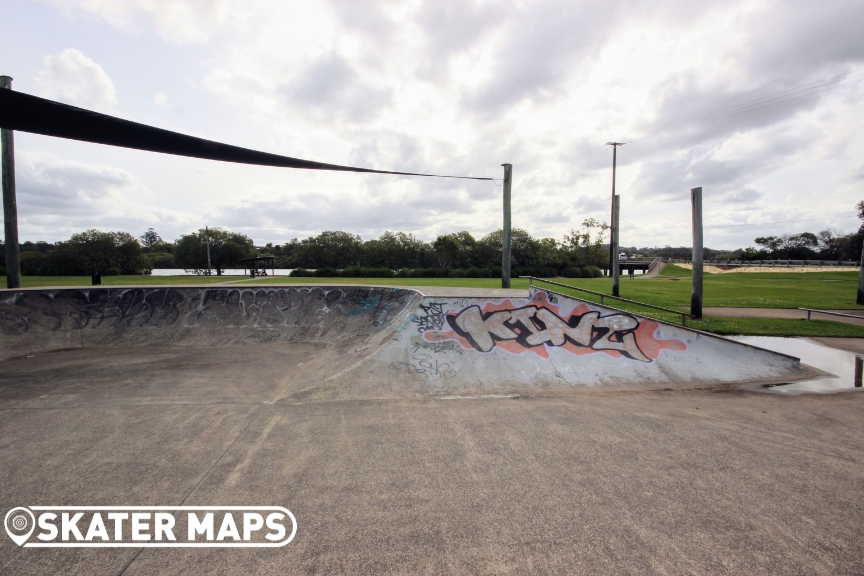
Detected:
left=420, top=292, right=686, bottom=363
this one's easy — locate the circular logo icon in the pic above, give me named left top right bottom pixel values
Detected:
left=4, top=507, right=35, bottom=546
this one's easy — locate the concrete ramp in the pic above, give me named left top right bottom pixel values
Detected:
left=0, top=285, right=808, bottom=397
left=351, top=287, right=808, bottom=395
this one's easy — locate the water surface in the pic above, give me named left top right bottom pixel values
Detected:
left=728, top=336, right=861, bottom=394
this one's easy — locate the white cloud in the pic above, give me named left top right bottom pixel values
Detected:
left=41, top=0, right=232, bottom=44
left=34, top=48, right=117, bottom=110
left=17, top=0, right=864, bottom=249
left=16, top=152, right=194, bottom=241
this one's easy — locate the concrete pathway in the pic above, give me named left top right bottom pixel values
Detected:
left=688, top=307, right=864, bottom=326
left=637, top=260, right=667, bottom=278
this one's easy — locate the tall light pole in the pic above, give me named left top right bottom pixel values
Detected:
left=606, top=142, right=624, bottom=283
left=501, top=163, right=512, bottom=289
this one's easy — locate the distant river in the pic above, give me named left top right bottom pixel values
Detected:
left=149, top=269, right=295, bottom=276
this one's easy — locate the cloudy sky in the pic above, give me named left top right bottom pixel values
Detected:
left=1, top=0, right=862, bottom=249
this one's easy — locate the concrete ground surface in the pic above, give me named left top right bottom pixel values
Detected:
left=2, top=342, right=864, bottom=575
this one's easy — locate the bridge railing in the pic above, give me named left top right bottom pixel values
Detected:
left=521, top=276, right=691, bottom=326
left=668, top=259, right=858, bottom=267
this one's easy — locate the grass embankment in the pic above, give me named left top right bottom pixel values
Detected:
left=659, top=264, right=692, bottom=277
left=546, top=270, right=862, bottom=310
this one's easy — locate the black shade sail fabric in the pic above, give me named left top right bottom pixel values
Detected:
left=0, top=89, right=493, bottom=181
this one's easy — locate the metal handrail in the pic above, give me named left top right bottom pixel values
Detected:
left=799, top=308, right=864, bottom=321
left=521, top=276, right=692, bottom=326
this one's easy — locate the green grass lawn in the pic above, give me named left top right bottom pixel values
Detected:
left=689, top=317, right=864, bottom=337
left=542, top=271, right=864, bottom=310
left=242, top=276, right=533, bottom=289
left=659, top=263, right=693, bottom=277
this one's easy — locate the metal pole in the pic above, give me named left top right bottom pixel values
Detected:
left=612, top=195, right=620, bottom=297
left=857, top=239, right=864, bottom=304
left=691, top=187, right=703, bottom=319
left=501, top=163, right=512, bottom=289
left=606, top=143, right=623, bottom=275
left=1, top=76, right=21, bottom=289
left=205, top=226, right=212, bottom=276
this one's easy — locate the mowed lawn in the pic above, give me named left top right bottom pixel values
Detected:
left=548, top=268, right=864, bottom=310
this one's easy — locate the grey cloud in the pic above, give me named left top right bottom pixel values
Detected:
left=281, top=53, right=393, bottom=122
left=14, top=152, right=190, bottom=242
left=324, top=0, right=398, bottom=45
left=415, top=0, right=505, bottom=81
left=625, top=1, right=864, bottom=157
left=212, top=176, right=496, bottom=241
left=461, top=0, right=622, bottom=113
left=18, top=152, right=135, bottom=215
left=628, top=73, right=843, bottom=154
left=740, top=0, right=864, bottom=77
left=717, top=186, right=765, bottom=205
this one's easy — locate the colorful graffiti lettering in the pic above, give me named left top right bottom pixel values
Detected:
left=422, top=292, right=686, bottom=363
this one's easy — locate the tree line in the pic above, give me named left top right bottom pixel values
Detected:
left=0, top=220, right=613, bottom=278
left=2, top=206, right=861, bottom=277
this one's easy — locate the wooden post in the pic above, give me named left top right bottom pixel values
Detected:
left=857, top=239, right=864, bottom=304
left=611, top=194, right=620, bottom=297
left=205, top=226, right=212, bottom=276
left=855, top=356, right=862, bottom=388
left=691, top=187, right=703, bottom=319
left=501, top=163, right=512, bottom=289
left=1, top=76, right=20, bottom=289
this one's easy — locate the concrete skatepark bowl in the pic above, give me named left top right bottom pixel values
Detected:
left=1, top=285, right=862, bottom=574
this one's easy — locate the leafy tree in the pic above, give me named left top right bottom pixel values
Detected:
left=364, top=231, right=429, bottom=269
left=146, top=252, right=175, bottom=269
left=20, top=251, right=47, bottom=275
left=139, top=228, right=161, bottom=249
left=148, top=240, right=175, bottom=254
left=432, top=234, right=462, bottom=269
left=754, top=236, right=782, bottom=254
left=477, top=228, right=551, bottom=269
left=46, top=229, right=147, bottom=275
left=174, top=227, right=256, bottom=275
left=290, top=231, right=364, bottom=269
left=562, top=219, right=610, bottom=267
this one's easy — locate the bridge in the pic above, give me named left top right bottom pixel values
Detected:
left=601, top=257, right=659, bottom=275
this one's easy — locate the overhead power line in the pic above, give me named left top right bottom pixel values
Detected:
left=703, top=216, right=858, bottom=228
left=628, top=68, right=864, bottom=143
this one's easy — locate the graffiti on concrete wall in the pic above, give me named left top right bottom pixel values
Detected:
left=421, top=292, right=686, bottom=363
left=388, top=354, right=459, bottom=382
left=0, top=286, right=412, bottom=337
left=411, top=302, right=446, bottom=333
